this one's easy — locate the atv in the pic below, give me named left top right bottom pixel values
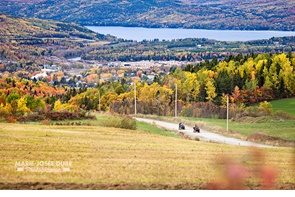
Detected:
left=193, top=124, right=200, bottom=133
left=179, top=123, right=185, bottom=130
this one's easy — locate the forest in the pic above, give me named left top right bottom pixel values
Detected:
left=0, top=13, right=294, bottom=122
left=82, top=37, right=295, bottom=62
left=1, top=12, right=295, bottom=77
left=0, top=0, right=294, bottom=31
left=1, top=52, right=294, bottom=122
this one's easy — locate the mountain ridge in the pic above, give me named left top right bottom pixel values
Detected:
left=0, top=0, right=294, bottom=31
left=0, top=12, right=115, bottom=41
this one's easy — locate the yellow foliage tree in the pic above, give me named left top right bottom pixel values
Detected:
left=183, top=72, right=200, bottom=102
left=85, top=74, right=99, bottom=84
left=53, top=99, right=64, bottom=112
left=100, top=92, right=118, bottom=111
left=17, top=97, right=31, bottom=114
left=53, top=99, right=78, bottom=112
left=205, top=80, right=217, bottom=102
left=0, top=103, right=13, bottom=114
left=276, top=53, right=295, bottom=94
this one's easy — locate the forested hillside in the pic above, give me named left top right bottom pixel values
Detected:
left=0, top=13, right=114, bottom=41
left=2, top=12, right=294, bottom=77
left=0, top=0, right=294, bottom=31
left=0, top=13, right=115, bottom=73
left=1, top=52, right=294, bottom=122
left=0, top=13, right=294, bottom=123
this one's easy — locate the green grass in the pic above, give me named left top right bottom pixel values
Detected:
left=202, top=118, right=294, bottom=141
left=33, top=112, right=177, bottom=138
left=183, top=116, right=295, bottom=141
left=136, top=121, right=177, bottom=138
left=229, top=120, right=295, bottom=140
left=150, top=115, right=295, bottom=145
left=270, top=98, right=295, bottom=115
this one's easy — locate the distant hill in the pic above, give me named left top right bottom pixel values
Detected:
left=0, top=0, right=294, bottom=31
left=0, top=12, right=115, bottom=41
left=0, top=13, right=116, bottom=68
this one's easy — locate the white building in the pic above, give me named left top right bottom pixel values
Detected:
left=31, top=70, right=48, bottom=80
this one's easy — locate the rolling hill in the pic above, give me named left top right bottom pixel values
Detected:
left=0, top=0, right=294, bottom=31
left=0, top=12, right=115, bottom=41
left=0, top=13, right=116, bottom=73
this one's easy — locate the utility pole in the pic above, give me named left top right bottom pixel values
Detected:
left=175, top=83, right=177, bottom=118
left=98, top=91, right=100, bottom=111
left=226, top=94, right=229, bottom=132
left=134, top=82, right=137, bottom=115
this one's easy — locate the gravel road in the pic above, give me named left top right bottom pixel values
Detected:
left=135, top=117, right=274, bottom=148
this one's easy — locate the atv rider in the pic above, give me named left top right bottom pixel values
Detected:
left=193, top=124, right=200, bottom=133
left=179, top=123, right=185, bottom=130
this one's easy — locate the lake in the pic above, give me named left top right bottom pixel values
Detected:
left=86, top=26, right=295, bottom=42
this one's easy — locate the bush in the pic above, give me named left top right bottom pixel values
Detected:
left=7, top=116, right=17, bottom=123
left=0, top=110, right=9, bottom=121
left=120, top=116, right=137, bottom=130
left=52, top=122, right=92, bottom=126
left=102, top=115, right=137, bottom=130
left=234, top=105, right=270, bottom=119
left=180, top=104, right=193, bottom=117
left=274, top=110, right=295, bottom=120
left=17, top=113, right=46, bottom=122
left=102, top=116, right=122, bottom=128
left=179, top=102, right=227, bottom=119
left=41, top=119, right=51, bottom=125
left=259, top=101, right=273, bottom=115
left=16, top=111, right=97, bottom=122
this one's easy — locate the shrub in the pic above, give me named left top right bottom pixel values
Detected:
left=210, top=114, right=219, bottom=119
left=102, top=115, right=137, bottom=130
left=235, top=105, right=271, bottom=119
left=41, top=119, right=51, bottom=125
left=274, top=110, right=295, bottom=120
left=120, top=116, right=137, bottom=130
left=16, top=113, right=46, bottom=122
left=179, top=102, right=228, bottom=119
left=7, top=116, right=17, bottom=123
left=0, top=110, right=9, bottom=121
left=259, top=101, right=273, bottom=116
left=102, top=116, right=122, bottom=128
left=44, top=111, right=96, bottom=121
left=180, top=104, right=193, bottom=117
left=14, top=110, right=97, bottom=122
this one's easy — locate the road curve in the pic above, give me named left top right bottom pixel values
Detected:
left=135, top=117, right=274, bottom=148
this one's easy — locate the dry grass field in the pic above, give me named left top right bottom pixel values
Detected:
left=0, top=122, right=294, bottom=190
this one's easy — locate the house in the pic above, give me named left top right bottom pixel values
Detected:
left=31, top=70, right=48, bottom=80
left=147, top=74, right=155, bottom=81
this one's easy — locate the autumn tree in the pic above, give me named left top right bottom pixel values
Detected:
left=17, top=97, right=31, bottom=114
left=100, top=92, right=118, bottom=111
left=205, top=79, right=217, bottom=102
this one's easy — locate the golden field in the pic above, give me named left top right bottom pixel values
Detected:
left=0, top=122, right=294, bottom=189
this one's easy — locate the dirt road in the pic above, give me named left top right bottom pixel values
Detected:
left=135, top=118, right=274, bottom=148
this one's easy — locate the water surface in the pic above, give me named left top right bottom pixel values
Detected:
left=87, top=26, right=295, bottom=42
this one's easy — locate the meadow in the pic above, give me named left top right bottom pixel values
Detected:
left=182, top=117, right=295, bottom=141
left=146, top=98, right=295, bottom=147
left=270, top=98, right=295, bottom=116
left=0, top=115, right=294, bottom=189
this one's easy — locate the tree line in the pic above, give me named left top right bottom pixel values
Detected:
left=0, top=52, right=294, bottom=121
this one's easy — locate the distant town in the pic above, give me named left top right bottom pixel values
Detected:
left=1, top=54, right=190, bottom=88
